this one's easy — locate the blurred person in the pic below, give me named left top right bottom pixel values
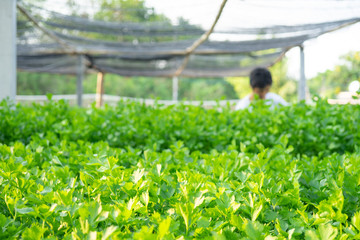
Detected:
left=235, top=67, right=288, bottom=110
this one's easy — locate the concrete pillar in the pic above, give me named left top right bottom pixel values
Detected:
left=77, top=55, right=85, bottom=106
left=172, top=76, right=178, bottom=101
left=0, top=0, right=17, bottom=101
left=298, top=45, right=306, bottom=101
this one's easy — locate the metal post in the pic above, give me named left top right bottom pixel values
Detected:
left=96, top=72, right=105, bottom=107
left=298, top=45, right=306, bottom=101
left=77, top=55, right=85, bottom=106
left=172, top=76, right=178, bottom=101
left=0, top=0, right=17, bottom=101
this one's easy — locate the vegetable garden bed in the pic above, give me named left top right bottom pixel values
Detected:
left=0, top=99, right=359, bottom=239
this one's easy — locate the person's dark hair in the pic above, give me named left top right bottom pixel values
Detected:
left=249, top=67, right=272, bottom=88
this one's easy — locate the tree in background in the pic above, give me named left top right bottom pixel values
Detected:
left=270, top=59, right=297, bottom=102
left=308, top=51, right=360, bottom=98
left=17, top=73, right=238, bottom=100
left=17, top=72, right=76, bottom=95
left=17, top=0, right=47, bottom=42
left=226, top=58, right=297, bottom=102
left=95, top=0, right=167, bottom=22
left=179, top=78, right=238, bottom=100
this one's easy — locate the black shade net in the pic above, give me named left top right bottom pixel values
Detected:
left=16, top=1, right=360, bottom=77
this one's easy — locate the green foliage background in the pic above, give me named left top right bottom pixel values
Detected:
left=17, top=72, right=239, bottom=100
left=308, top=51, right=360, bottom=98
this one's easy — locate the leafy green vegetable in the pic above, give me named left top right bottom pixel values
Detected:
left=0, top=99, right=359, bottom=239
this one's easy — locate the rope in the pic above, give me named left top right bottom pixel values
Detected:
left=173, top=0, right=228, bottom=77
left=17, top=3, right=77, bottom=54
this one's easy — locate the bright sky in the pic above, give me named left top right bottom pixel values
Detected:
left=286, top=22, right=360, bottom=78
left=146, top=0, right=360, bottom=79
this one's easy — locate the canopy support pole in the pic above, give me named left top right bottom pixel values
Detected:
left=0, top=0, right=17, bottom=101
left=77, top=55, right=85, bottom=107
left=172, top=76, right=178, bottom=101
left=298, top=45, right=306, bottom=101
left=96, top=72, right=105, bottom=107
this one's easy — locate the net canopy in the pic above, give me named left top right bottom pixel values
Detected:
left=17, top=0, right=360, bottom=77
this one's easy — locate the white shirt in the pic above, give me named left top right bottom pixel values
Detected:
left=235, top=92, right=288, bottom=110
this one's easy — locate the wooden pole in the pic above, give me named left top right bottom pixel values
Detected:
left=96, top=72, right=105, bottom=107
